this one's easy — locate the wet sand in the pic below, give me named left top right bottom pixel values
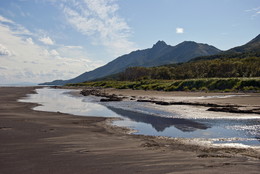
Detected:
left=0, top=87, right=259, bottom=174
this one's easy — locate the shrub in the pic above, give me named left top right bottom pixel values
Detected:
left=200, top=86, right=209, bottom=92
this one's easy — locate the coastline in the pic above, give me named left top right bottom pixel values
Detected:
left=102, top=88, right=260, bottom=106
left=0, top=87, right=259, bottom=174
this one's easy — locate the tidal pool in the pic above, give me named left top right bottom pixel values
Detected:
left=19, top=88, right=260, bottom=147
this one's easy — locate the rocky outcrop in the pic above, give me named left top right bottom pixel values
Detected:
left=80, top=88, right=124, bottom=102
left=207, top=107, right=260, bottom=114
left=137, top=99, right=260, bottom=115
left=137, top=99, right=236, bottom=107
left=80, top=88, right=260, bottom=115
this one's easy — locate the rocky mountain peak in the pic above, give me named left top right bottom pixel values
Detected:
left=152, top=40, right=168, bottom=49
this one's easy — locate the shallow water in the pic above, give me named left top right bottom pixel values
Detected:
left=19, top=88, right=260, bottom=147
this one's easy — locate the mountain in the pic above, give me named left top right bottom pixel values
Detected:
left=190, top=34, right=260, bottom=62
left=40, top=41, right=221, bottom=85
left=226, top=34, right=260, bottom=53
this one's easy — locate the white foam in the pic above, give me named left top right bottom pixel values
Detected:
left=178, top=137, right=260, bottom=149
left=197, top=95, right=249, bottom=99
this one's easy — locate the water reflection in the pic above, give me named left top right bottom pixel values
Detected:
left=19, top=88, right=118, bottom=118
left=19, top=88, right=260, bottom=146
left=107, top=106, right=209, bottom=132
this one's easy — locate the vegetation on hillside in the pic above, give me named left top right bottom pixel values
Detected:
left=190, top=52, right=260, bottom=62
left=67, top=78, right=260, bottom=92
left=67, top=51, right=260, bottom=92
left=117, top=56, right=260, bottom=81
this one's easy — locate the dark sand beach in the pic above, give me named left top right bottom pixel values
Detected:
left=0, top=87, right=259, bottom=174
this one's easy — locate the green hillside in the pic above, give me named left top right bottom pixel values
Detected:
left=67, top=78, right=260, bottom=92
left=100, top=55, right=260, bottom=81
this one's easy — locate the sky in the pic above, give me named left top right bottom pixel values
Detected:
left=0, top=0, right=259, bottom=84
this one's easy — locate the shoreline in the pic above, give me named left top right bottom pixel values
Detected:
left=64, top=86, right=260, bottom=153
left=76, top=86, right=260, bottom=118
left=62, top=86, right=260, bottom=105
left=0, top=87, right=260, bottom=173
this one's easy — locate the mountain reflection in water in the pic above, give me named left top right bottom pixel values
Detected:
left=107, top=106, right=210, bottom=132
left=19, top=88, right=260, bottom=146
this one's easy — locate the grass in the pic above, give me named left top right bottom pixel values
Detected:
left=67, top=78, right=260, bottom=92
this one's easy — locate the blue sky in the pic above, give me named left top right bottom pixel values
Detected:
left=0, top=0, right=259, bottom=84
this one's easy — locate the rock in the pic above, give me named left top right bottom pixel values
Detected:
left=80, top=88, right=106, bottom=96
left=154, top=101, right=172, bottom=105
left=80, top=88, right=124, bottom=102
left=207, top=107, right=260, bottom=114
left=100, top=97, right=123, bottom=102
left=137, top=99, right=153, bottom=102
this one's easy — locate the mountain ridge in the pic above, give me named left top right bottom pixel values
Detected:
left=190, top=34, right=260, bottom=62
left=40, top=40, right=222, bottom=85
left=226, top=34, right=260, bottom=53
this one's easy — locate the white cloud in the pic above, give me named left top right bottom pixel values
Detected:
left=0, top=66, right=8, bottom=70
left=0, top=15, right=14, bottom=24
left=0, top=15, right=32, bottom=36
left=0, top=44, right=12, bottom=56
left=65, top=45, right=83, bottom=49
left=39, top=36, right=55, bottom=45
left=50, top=49, right=59, bottom=57
left=0, top=16, right=103, bottom=84
left=176, top=27, right=184, bottom=34
left=25, top=37, right=34, bottom=45
left=42, top=49, right=61, bottom=58
left=245, top=6, right=260, bottom=18
left=245, top=6, right=260, bottom=12
left=14, top=25, right=32, bottom=35
left=62, top=0, right=136, bottom=57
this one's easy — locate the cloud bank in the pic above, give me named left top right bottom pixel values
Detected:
left=0, top=0, right=136, bottom=84
left=0, top=44, right=12, bottom=56
left=61, top=0, right=136, bottom=57
left=0, top=15, right=102, bottom=84
left=39, top=36, right=55, bottom=45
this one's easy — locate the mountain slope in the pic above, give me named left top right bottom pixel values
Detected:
left=190, top=34, right=260, bottom=62
left=226, top=34, right=260, bottom=53
left=41, top=41, right=221, bottom=85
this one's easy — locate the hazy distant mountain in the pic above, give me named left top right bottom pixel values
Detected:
left=40, top=41, right=221, bottom=85
left=226, top=34, right=260, bottom=53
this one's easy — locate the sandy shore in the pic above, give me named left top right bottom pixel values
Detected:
left=0, top=87, right=259, bottom=174
left=102, top=88, right=260, bottom=106
left=100, top=88, right=260, bottom=117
